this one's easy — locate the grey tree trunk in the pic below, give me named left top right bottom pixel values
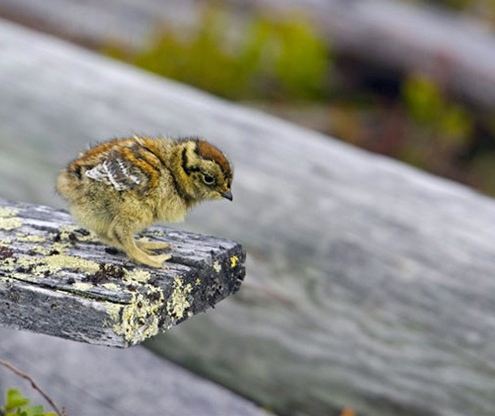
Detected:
left=0, top=18, right=494, bottom=416
left=0, top=328, right=268, bottom=416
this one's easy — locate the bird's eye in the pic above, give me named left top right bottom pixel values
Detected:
left=202, top=174, right=216, bottom=186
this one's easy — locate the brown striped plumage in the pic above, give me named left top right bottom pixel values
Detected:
left=57, top=136, right=233, bottom=268
left=197, top=140, right=232, bottom=180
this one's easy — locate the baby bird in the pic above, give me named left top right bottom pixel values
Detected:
left=57, top=136, right=233, bottom=268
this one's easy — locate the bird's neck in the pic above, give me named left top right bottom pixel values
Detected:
left=168, top=141, right=197, bottom=206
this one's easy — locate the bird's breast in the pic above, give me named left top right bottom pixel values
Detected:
left=155, top=195, right=188, bottom=223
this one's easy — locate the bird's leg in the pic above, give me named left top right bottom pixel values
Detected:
left=109, top=220, right=171, bottom=268
left=136, top=237, right=170, bottom=252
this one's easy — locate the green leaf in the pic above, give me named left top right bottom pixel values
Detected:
left=23, top=405, right=44, bottom=416
left=4, top=389, right=29, bottom=411
left=2, top=388, right=55, bottom=416
left=402, top=74, right=443, bottom=125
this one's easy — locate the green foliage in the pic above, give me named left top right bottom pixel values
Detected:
left=435, top=0, right=473, bottom=10
left=105, top=5, right=495, bottom=196
left=402, top=73, right=473, bottom=146
left=251, top=15, right=329, bottom=100
left=0, top=389, right=55, bottom=416
left=106, top=7, right=330, bottom=101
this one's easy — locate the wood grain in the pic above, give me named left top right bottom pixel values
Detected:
left=0, top=198, right=245, bottom=347
left=0, top=328, right=268, bottom=416
left=0, top=19, right=494, bottom=416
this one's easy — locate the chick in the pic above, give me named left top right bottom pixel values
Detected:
left=57, top=136, right=233, bottom=268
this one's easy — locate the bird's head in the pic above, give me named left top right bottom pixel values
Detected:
left=176, top=139, right=233, bottom=203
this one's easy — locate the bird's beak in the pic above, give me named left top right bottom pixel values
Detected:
left=221, top=190, right=233, bottom=201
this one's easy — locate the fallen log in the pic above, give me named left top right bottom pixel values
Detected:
left=0, top=328, right=266, bottom=416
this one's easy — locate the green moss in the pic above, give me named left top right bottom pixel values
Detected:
left=402, top=73, right=473, bottom=141
left=106, top=6, right=330, bottom=101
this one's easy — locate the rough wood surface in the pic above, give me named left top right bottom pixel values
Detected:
left=0, top=19, right=495, bottom=416
left=0, top=198, right=245, bottom=347
left=0, top=0, right=494, bottom=109
left=0, top=328, right=268, bottom=416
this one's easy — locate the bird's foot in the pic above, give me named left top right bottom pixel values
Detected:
left=137, top=238, right=171, bottom=253
left=133, top=252, right=172, bottom=268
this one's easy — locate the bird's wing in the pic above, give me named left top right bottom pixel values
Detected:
left=85, top=149, right=147, bottom=191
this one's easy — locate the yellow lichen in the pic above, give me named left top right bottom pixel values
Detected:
left=230, top=255, right=239, bottom=269
left=124, top=269, right=151, bottom=284
left=103, top=282, right=120, bottom=291
left=14, top=254, right=100, bottom=278
left=110, top=286, right=164, bottom=345
left=0, top=207, right=22, bottom=231
left=195, top=277, right=201, bottom=286
left=17, top=234, right=46, bottom=243
left=0, top=207, right=18, bottom=217
left=14, top=234, right=70, bottom=258
left=213, top=261, right=222, bottom=273
left=50, top=242, right=70, bottom=254
left=0, top=257, right=16, bottom=271
left=32, top=246, right=50, bottom=256
left=0, top=217, right=22, bottom=231
left=104, top=267, right=168, bottom=345
left=167, top=277, right=193, bottom=319
left=40, top=254, right=100, bottom=274
left=60, top=224, right=97, bottom=243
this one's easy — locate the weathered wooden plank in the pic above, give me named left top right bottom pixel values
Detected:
left=0, top=198, right=245, bottom=347
left=0, top=328, right=268, bottom=416
left=0, top=19, right=495, bottom=416
left=0, top=0, right=494, bottom=109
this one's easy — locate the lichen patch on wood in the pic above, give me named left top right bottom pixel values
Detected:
left=33, top=254, right=100, bottom=275
left=0, top=207, right=22, bottom=231
left=110, top=286, right=165, bottom=344
left=17, top=234, right=46, bottom=243
left=59, top=224, right=98, bottom=243
left=124, top=269, right=151, bottom=284
left=0, top=199, right=246, bottom=347
left=0, top=207, right=19, bottom=217
left=167, top=277, right=193, bottom=320
left=213, top=261, right=222, bottom=273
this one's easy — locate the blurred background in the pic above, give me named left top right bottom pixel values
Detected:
left=0, top=0, right=494, bottom=195
left=0, top=1, right=495, bottom=416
